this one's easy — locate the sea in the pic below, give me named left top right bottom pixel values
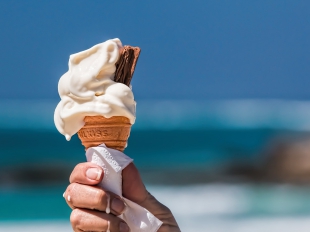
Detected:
left=1, top=99, right=310, bottom=231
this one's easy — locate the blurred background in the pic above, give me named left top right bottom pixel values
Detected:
left=1, top=1, right=310, bottom=231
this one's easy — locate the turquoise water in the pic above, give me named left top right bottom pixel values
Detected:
left=0, top=128, right=287, bottom=186
left=0, top=128, right=309, bottom=221
left=1, top=184, right=310, bottom=231
left=1, top=100, right=310, bottom=227
left=0, top=128, right=279, bottom=167
left=0, top=186, right=70, bottom=220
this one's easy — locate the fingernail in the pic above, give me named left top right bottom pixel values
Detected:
left=86, top=168, right=102, bottom=181
left=119, top=222, right=129, bottom=232
left=112, top=198, right=126, bottom=214
left=63, top=192, right=65, bottom=198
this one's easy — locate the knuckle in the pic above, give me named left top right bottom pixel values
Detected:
left=67, top=183, right=77, bottom=195
left=95, top=189, right=107, bottom=207
left=70, top=163, right=84, bottom=183
left=74, top=163, right=84, bottom=170
left=70, top=209, right=82, bottom=228
left=159, top=201, right=172, bottom=215
left=164, top=206, right=172, bottom=215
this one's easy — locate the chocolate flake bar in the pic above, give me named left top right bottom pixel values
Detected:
left=114, top=46, right=141, bottom=86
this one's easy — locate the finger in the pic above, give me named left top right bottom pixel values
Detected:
left=122, top=162, right=148, bottom=204
left=69, top=162, right=103, bottom=185
left=70, top=208, right=130, bottom=232
left=64, top=183, right=126, bottom=215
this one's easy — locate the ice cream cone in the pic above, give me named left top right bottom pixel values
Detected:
left=55, top=41, right=139, bottom=150
left=77, top=116, right=131, bottom=151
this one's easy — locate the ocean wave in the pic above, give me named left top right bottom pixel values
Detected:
left=1, top=217, right=310, bottom=232
left=1, top=183, right=310, bottom=232
left=1, top=99, right=310, bottom=131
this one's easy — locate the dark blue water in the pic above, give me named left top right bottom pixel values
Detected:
left=0, top=128, right=285, bottom=167
left=0, top=129, right=294, bottom=220
left=0, top=127, right=296, bottom=220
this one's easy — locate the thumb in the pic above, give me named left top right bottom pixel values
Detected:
left=122, top=163, right=148, bottom=204
left=122, top=163, right=180, bottom=231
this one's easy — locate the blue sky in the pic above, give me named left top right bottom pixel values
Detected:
left=0, top=1, right=309, bottom=100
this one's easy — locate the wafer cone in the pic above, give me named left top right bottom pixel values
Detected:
left=77, top=116, right=131, bottom=151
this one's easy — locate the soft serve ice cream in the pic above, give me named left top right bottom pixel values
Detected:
left=54, top=39, right=163, bottom=231
left=54, top=38, right=136, bottom=141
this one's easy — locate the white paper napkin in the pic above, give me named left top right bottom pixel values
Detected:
left=86, top=144, right=163, bottom=232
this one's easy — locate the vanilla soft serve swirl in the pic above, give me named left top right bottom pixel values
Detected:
left=54, top=38, right=136, bottom=141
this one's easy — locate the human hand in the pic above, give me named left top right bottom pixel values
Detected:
left=64, top=162, right=180, bottom=232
